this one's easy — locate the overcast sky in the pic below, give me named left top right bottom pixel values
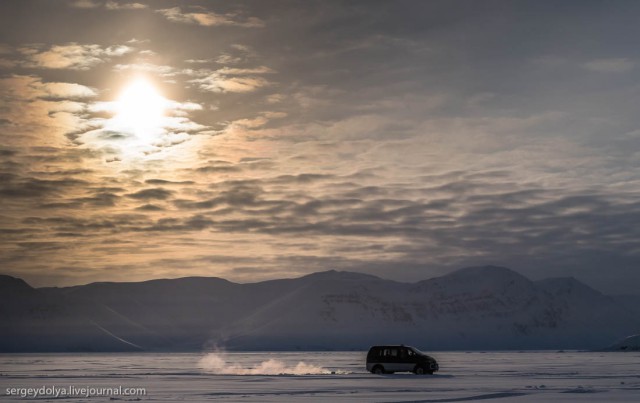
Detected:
left=1, top=0, right=640, bottom=293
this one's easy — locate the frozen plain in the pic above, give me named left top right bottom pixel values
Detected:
left=1, top=351, right=639, bottom=402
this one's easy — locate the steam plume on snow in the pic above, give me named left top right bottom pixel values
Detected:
left=198, top=352, right=331, bottom=375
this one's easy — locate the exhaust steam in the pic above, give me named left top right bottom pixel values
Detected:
left=199, top=352, right=331, bottom=375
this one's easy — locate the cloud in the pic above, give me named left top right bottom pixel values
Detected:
left=266, top=94, right=285, bottom=104
left=105, top=1, right=147, bottom=10
left=0, top=44, right=16, bottom=69
left=19, top=43, right=133, bottom=70
left=38, top=82, right=97, bottom=99
left=162, top=174, right=639, bottom=271
left=0, top=175, right=87, bottom=199
left=156, top=7, right=264, bottom=28
left=583, top=58, right=635, bottom=73
left=194, top=75, right=270, bottom=93
left=69, top=0, right=147, bottom=10
left=229, top=117, right=269, bottom=129
left=3, top=75, right=97, bottom=100
left=189, top=66, right=273, bottom=93
left=213, top=111, right=287, bottom=139
left=145, top=179, right=194, bottom=186
left=0, top=75, right=97, bottom=144
left=0, top=58, right=17, bottom=69
left=216, top=54, right=243, bottom=65
left=126, top=188, right=173, bottom=200
left=113, top=62, right=177, bottom=76
left=135, top=204, right=164, bottom=211
left=68, top=0, right=101, bottom=8
left=185, top=58, right=213, bottom=64
left=261, top=111, right=287, bottom=119
left=72, top=191, right=120, bottom=207
left=216, top=66, right=274, bottom=75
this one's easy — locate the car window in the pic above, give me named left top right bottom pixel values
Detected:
left=410, top=347, right=423, bottom=355
left=382, top=348, right=399, bottom=357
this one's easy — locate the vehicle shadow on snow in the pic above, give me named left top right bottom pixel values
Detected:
left=370, top=373, right=455, bottom=379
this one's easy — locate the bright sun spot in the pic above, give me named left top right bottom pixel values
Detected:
left=111, top=78, right=167, bottom=140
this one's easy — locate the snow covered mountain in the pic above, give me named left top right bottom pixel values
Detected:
left=601, top=334, right=640, bottom=351
left=1, top=266, right=638, bottom=352
left=0, top=274, right=145, bottom=351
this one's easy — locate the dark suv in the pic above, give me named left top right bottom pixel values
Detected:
left=366, top=345, right=439, bottom=375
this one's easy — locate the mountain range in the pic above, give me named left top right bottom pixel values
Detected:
left=1, top=266, right=638, bottom=352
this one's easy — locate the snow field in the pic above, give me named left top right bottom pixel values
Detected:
left=1, top=351, right=639, bottom=402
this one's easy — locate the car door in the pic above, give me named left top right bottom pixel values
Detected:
left=401, top=347, right=418, bottom=372
left=385, top=347, right=402, bottom=372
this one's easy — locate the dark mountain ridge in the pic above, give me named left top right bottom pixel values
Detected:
left=1, top=267, right=638, bottom=352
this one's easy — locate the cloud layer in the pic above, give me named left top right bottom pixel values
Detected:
left=1, top=1, right=640, bottom=294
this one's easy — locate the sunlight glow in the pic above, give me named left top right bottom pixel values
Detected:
left=112, top=78, right=167, bottom=140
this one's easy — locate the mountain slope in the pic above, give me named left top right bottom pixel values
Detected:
left=0, top=275, right=147, bottom=352
left=1, top=267, right=639, bottom=351
left=602, top=334, right=640, bottom=351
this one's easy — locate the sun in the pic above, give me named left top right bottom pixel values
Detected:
left=111, top=77, right=167, bottom=140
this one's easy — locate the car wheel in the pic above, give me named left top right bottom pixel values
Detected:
left=372, top=365, right=384, bottom=375
left=414, top=365, right=426, bottom=375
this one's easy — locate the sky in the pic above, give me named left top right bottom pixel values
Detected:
left=1, top=0, right=640, bottom=294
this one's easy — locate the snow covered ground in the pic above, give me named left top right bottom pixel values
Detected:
left=1, top=351, right=639, bottom=402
